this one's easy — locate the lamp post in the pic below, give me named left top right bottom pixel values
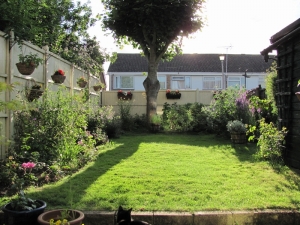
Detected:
left=219, top=55, right=225, bottom=89
left=242, top=69, right=250, bottom=89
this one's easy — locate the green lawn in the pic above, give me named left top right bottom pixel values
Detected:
left=2, top=133, right=300, bottom=212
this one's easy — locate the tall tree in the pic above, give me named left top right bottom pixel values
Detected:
left=0, top=0, right=111, bottom=75
left=101, top=0, right=205, bottom=120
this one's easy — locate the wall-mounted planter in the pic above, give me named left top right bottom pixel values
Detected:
left=166, top=93, right=181, bottom=99
left=118, top=92, right=132, bottom=100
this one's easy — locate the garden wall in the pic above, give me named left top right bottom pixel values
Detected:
left=102, top=89, right=214, bottom=115
left=0, top=31, right=102, bottom=159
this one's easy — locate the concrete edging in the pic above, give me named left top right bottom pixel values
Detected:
left=81, top=209, right=300, bottom=225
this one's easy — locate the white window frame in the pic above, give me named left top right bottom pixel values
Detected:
left=114, top=76, right=133, bottom=89
left=203, top=77, right=222, bottom=90
left=158, top=76, right=166, bottom=89
left=227, top=77, right=241, bottom=88
left=171, top=76, right=191, bottom=89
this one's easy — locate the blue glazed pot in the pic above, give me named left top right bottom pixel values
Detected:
left=2, top=200, right=47, bottom=225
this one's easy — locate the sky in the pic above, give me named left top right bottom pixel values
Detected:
left=83, top=0, right=300, bottom=66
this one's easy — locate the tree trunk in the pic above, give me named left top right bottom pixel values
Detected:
left=143, top=57, right=160, bottom=123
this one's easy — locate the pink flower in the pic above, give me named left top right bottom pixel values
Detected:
left=22, top=162, right=36, bottom=173
left=22, top=162, right=36, bottom=169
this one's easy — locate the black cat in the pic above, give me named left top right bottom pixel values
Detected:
left=116, top=206, right=152, bottom=225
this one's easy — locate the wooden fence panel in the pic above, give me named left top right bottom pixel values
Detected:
left=102, top=90, right=214, bottom=116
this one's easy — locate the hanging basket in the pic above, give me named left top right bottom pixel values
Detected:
left=230, top=132, right=247, bottom=144
left=25, top=79, right=44, bottom=102
left=93, top=85, right=102, bottom=92
left=27, top=89, right=43, bottom=102
left=16, top=63, right=36, bottom=75
left=51, top=74, right=66, bottom=84
left=77, top=81, right=87, bottom=88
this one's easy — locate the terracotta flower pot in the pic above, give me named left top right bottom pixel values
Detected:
left=37, top=209, right=84, bottom=225
left=2, top=200, right=47, bottom=225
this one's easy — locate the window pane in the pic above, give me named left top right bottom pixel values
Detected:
left=228, top=81, right=240, bottom=88
left=172, top=80, right=185, bottom=89
left=185, top=77, right=191, bottom=89
left=121, top=76, right=133, bottom=88
left=159, top=82, right=166, bottom=89
left=158, top=76, right=166, bottom=89
left=203, top=77, right=221, bottom=90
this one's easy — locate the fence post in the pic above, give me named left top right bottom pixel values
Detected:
left=42, top=45, right=49, bottom=89
left=70, top=63, right=74, bottom=95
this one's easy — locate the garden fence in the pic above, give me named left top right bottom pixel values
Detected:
left=0, top=31, right=101, bottom=159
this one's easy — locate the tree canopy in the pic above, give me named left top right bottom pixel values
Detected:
left=0, top=0, right=112, bottom=75
left=102, top=0, right=205, bottom=118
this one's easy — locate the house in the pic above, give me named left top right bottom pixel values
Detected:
left=107, top=53, right=273, bottom=91
left=261, top=18, right=300, bottom=169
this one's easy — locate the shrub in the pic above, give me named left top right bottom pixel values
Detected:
left=4, top=86, right=104, bottom=193
left=104, top=117, right=122, bottom=138
left=265, top=62, right=278, bottom=116
left=255, top=118, right=287, bottom=165
left=202, top=87, right=248, bottom=135
left=188, top=103, right=208, bottom=132
left=226, top=120, right=246, bottom=133
left=117, top=99, right=134, bottom=131
left=162, top=102, right=193, bottom=132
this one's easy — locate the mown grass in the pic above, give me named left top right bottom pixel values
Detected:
left=2, top=133, right=300, bottom=212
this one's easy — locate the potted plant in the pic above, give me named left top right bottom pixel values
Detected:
left=295, top=79, right=300, bottom=101
left=27, top=84, right=43, bottom=102
left=150, top=114, right=161, bottom=133
left=37, top=209, right=84, bottom=225
left=51, top=69, right=66, bottom=84
left=77, top=76, right=88, bottom=88
left=166, top=89, right=181, bottom=99
left=2, top=162, right=47, bottom=225
left=16, top=52, right=43, bottom=76
left=226, top=120, right=247, bottom=144
left=25, top=80, right=43, bottom=102
left=117, top=90, right=133, bottom=100
left=93, top=82, right=105, bottom=92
